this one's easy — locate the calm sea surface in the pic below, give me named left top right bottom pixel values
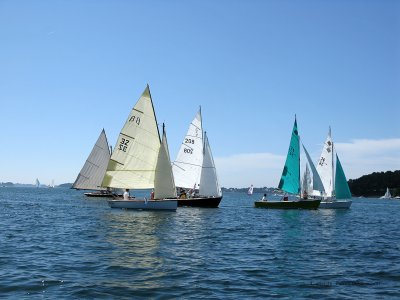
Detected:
left=0, top=187, right=399, bottom=299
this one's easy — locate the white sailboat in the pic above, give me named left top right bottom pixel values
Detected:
left=103, top=85, right=177, bottom=210
left=315, top=128, right=352, bottom=209
left=72, top=129, right=114, bottom=197
left=380, top=187, right=392, bottom=199
left=248, top=184, right=254, bottom=195
left=172, top=108, right=222, bottom=207
left=35, top=178, right=40, bottom=188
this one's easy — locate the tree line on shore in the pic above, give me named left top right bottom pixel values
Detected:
left=348, top=170, right=400, bottom=197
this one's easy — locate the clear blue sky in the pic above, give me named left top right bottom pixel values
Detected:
left=1, top=0, right=399, bottom=187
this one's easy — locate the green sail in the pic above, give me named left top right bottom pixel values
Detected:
left=335, top=154, right=352, bottom=199
left=278, top=118, right=300, bottom=194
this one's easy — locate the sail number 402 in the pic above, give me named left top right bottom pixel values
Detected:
left=119, top=138, right=129, bottom=152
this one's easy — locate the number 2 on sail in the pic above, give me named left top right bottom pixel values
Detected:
left=119, top=138, right=129, bottom=152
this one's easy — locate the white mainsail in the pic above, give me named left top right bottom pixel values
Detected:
left=381, top=187, right=392, bottom=199
left=72, top=129, right=111, bottom=190
left=154, top=126, right=177, bottom=199
left=316, top=128, right=334, bottom=197
left=102, top=85, right=161, bottom=189
left=199, top=132, right=221, bottom=197
left=172, top=109, right=204, bottom=189
left=36, top=178, right=40, bottom=188
left=248, top=185, right=254, bottom=195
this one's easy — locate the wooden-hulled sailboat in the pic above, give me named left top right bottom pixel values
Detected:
left=103, top=85, right=177, bottom=210
left=254, top=116, right=321, bottom=209
left=172, top=108, right=222, bottom=207
left=72, top=129, right=116, bottom=197
left=315, top=128, right=352, bottom=209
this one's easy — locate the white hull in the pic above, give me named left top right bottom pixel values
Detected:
left=319, top=199, right=352, bottom=209
left=108, top=199, right=177, bottom=211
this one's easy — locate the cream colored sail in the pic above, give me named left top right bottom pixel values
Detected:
left=199, top=132, right=221, bottom=197
left=73, top=129, right=111, bottom=190
left=172, top=109, right=203, bottom=189
left=102, top=85, right=161, bottom=189
left=154, top=126, right=177, bottom=199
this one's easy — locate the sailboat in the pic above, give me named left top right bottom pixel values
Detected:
left=72, top=129, right=115, bottom=197
left=103, top=85, right=177, bottom=210
left=255, top=117, right=321, bottom=209
left=315, top=128, right=352, bottom=209
left=35, top=178, right=40, bottom=188
left=380, top=187, right=392, bottom=199
left=248, top=185, right=254, bottom=195
left=172, top=108, right=222, bottom=207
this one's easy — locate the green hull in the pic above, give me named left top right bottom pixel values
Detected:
left=254, top=199, right=321, bottom=209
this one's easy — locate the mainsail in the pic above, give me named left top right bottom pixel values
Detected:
left=72, top=129, right=111, bottom=190
left=335, top=153, right=352, bottom=199
left=102, top=85, right=161, bottom=189
left=36, top=178, right=40, bottom=188
left=248, top=185, right=254, bottom=195
left=301, top=164, right=312, bottom=196
left=316, top=128, right=334, bottom=197
left=172, top=109, right=203, bottom=189
left=199, top=132, right=221, bottom=197
left=278, top=117, right=300, bottom=194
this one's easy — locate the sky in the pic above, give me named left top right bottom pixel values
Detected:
left=0, top=0, right=399, bottom=188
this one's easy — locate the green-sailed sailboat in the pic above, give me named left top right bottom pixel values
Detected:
left=254, top=116, right=321, bottom=209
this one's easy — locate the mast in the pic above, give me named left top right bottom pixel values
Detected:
left=330, top=127, right=335, bottom=198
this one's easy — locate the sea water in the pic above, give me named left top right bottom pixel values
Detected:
left=0, top=187, right=399, bottom=299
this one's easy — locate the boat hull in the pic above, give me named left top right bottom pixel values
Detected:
left=254, top=199, right=321, bottom=209
left=177, top=196, right=222, bottom=208
left=108, top=199, right=177, bottom=211
left=319, top=200, right=352, bottom=209
left=84, top=192, right=116, bottom=198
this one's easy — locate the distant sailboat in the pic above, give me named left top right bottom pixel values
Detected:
left=172, top=108, right=222, bottom=207
left=315, top=128, right=352, bottom=209
left=255, top=116, right=320, bottom=209
left=248, top=185, right=254, bottom=195
left=35, top=178, right=40, bottom=188
left=103, top=85, right=177, bottom=210
left=380, top=187, right=392, bottom=199
left=48, top=180, right=55, bottom=188
left=72, top=129, right=114, bottom=197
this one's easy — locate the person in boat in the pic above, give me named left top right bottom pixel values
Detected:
left=179, top=188, right=187, bottom=199
left=150, top=189, right=155, bottom=200
left=123, top=189, right=130, bottom=200
left=261, top=193, right=267, bottom=201
left=283, top=193, right=289, bottom=201
left=302, top=190, right=308, bottom=200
